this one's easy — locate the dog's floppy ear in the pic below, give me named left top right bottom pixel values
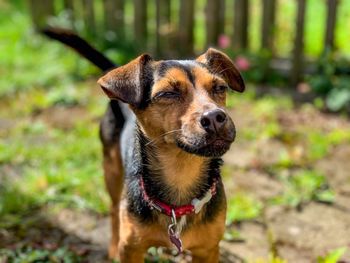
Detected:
left=98, top=54, right=153, bottom=107
left=197, top=48, right=245, bottom=92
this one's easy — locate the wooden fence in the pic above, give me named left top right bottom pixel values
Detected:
left=28, top=0, right=341, bottom=85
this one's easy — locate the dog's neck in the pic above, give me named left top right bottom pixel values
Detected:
left=152, top=144, right=208, bottom=204
left=138, top=129, right=217, bottom=206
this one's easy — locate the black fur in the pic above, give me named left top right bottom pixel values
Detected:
left=100, top=100, right=125, bottom=147
left=137, top=59, right=155, bottom=109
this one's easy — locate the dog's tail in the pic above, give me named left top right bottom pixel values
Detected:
left=41, top=27, right=116, bottom=71
left=42, top=27, right=126, bottom=144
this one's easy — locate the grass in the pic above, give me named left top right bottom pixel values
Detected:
left=0, top=90, right=108, bottom=222
left=271, top=170, right=335, bottom=207
left=0, top=247, right=81, bottom=263
left=226, top=192, right=263, bottom=224
left=317, top=247, right=348, bottom=263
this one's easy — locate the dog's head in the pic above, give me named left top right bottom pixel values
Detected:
left=98, top=48, right=245, bottom=157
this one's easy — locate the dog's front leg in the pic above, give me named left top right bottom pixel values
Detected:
left=118, top=242, right=146, bottom=263
left=117, top=208, right=148, bottom=263
left=102, top=144, right=124, bottom=259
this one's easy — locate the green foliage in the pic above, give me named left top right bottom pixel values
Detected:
left=306, top=131, right=332, bottom=161
left=317, top=247, right=347, bottom=263
left=305, top=129, right=350, bottom=162
left=309, top=50, right=350, bottom=112
left=0, top=247, right=81, bottom=263
left=0, top=183, right=38, bottom=228
left=243, top=52, right=285, bottom=85
left=272, top=170, right=334, bottom=207
left=242, top=94, right=293, bottom=141
left=226, top=87, right=257, bottom=109
left=326, top=79, right=350, bottom=112
left=327, top=128, right=350, bottom=144
left=226, top=192, right=262, bottom=224
left=223, top=228, right=243, bottom=242
left=0, top=6, right=94, bottom=97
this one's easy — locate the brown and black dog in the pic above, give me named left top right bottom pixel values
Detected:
left=43, top=28, right=245, bottom=263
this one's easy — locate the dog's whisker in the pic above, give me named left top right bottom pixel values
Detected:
left=145, top=129, right=183, bottom=146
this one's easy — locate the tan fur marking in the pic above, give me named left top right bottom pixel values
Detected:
left=151, top=68, right=191, bottom=97
left=152, top=145, right=208, bottom=203
left=192, top=66, right=227, bottom=106
left=103, top=144, right=124, bottom=259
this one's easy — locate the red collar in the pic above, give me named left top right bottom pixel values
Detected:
left=140, top=176, right=218, bottom=218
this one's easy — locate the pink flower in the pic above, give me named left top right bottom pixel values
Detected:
left=297, top=82, right=311, bottom=93
left=234, top=56, right=250, bottom=71
left=218, top=34, right=230, bottom=49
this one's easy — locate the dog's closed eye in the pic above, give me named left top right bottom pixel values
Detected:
left=153, top=91, right=181, bottom=100
left=213, top=85, right=228, bottom=94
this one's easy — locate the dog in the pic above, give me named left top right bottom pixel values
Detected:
left=43, top=28, right=245, bottom=263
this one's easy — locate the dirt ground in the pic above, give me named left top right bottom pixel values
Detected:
left=223, top=101, right=350, bottom=262
left=1, top=86, right=350, bottom=262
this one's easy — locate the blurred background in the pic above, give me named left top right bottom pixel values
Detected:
left=0, top=0, right=350, bottom=262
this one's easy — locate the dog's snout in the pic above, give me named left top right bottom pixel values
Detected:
left=200, top=109, right=227, bottom=133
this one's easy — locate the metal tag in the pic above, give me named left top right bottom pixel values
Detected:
left=168, top=224, right=183, bottom=253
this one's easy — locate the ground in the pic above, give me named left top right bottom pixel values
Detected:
left=1, top=80, right=350, bottom=263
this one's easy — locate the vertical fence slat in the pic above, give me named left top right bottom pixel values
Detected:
left=205, top=0, right=225, bottom=48
left=104, top=0, right=125, bottom=40
left=134, top=0, right=148, bottom=49
left=82, top=0, right=95, bottom=36
left=233, top=0, right=249, bottom=49
left=64, top=0, right=74, bottom=10
left=63, top=0, right=75, bottom=27
left=156, top=0, right=171, bottom=57
left=291, top=0, right=307, bottom=85
left=324, top=0, right=338, bottom=50
left=219, top=0, right=225, bottom=38
left=29, top=0, right=54, bottom=29
left=178, top=0, right=195, bottom=56
left=261, top=0, right=276, bottom=51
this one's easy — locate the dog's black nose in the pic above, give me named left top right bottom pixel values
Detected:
left=200, top=109, right=227, bottom=133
